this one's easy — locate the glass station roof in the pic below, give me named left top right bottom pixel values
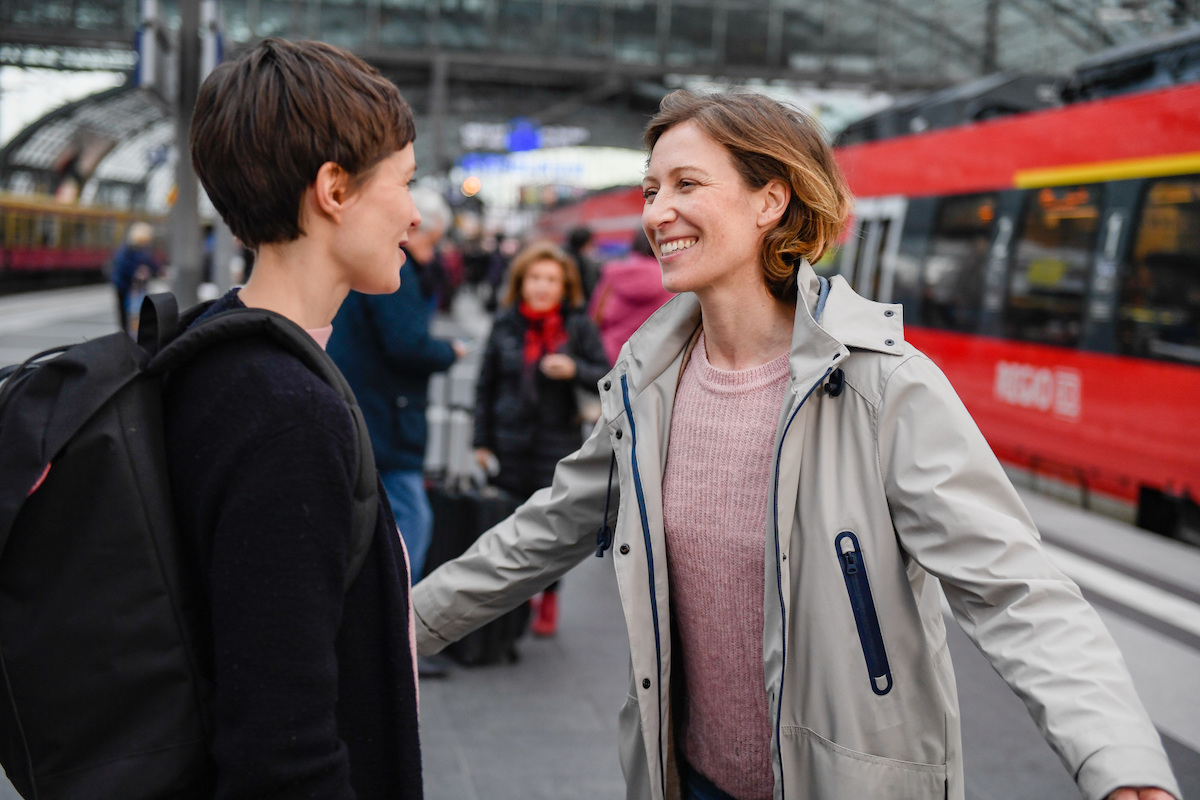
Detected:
left=0, top=0, right=1195, bottom=208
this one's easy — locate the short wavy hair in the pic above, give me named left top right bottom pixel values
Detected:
left=643, top=90, right=851, bottom=302
left=502, top=240, right=585, bottom=309
left=190, top=38, right=414, bottom=249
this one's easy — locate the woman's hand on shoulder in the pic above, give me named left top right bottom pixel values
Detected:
left=539, top=353, right=576, bottom=381
left=1107, top=787, right=1175, bottom=800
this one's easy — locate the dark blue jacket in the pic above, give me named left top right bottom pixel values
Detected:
left=328, top=258, right=456, bottom=472
left=109, top=244, right=160, bottom=293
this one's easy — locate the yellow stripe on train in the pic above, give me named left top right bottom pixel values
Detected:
left=1014, top=152, right=1200, bottom=188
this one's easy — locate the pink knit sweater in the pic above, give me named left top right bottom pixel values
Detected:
left=662, top=331, right=789, bottom=800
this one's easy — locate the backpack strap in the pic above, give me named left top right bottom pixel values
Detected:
left=149, top=303, right=378, bottom=590
left=136, top=293, right=179, bottom=358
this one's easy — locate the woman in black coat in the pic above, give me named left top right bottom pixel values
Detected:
left=473, top=240, right=610, bottom=635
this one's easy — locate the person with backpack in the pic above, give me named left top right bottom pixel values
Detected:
left=0, top=38, right=423, bottom=800
left=163, top=39, right=424, bottom=798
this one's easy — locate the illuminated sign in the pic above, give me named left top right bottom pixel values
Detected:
left=460, top=121, right=589, bottom=152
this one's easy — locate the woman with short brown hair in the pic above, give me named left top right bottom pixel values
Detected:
left=167, top=38, right=424, bottom=798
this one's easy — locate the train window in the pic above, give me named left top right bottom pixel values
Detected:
left=920, top=193, right=996, bottom=332
left=63, top=217, right=79, bottom=248
left=1117, top=176, right=1200, bottom=364
left=1005, top=184, right=1102, bottom=347
left=100, top=218, right=118, bottom=247
left=14, top=213, right=34, bottom=247
left=39, top=215, right=57, bottom=248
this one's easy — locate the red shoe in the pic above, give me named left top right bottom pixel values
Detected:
left=531, top=590, right=558, bottom=637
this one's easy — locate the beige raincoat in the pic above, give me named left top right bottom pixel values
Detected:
left=413, top=263, right=1179, bottom=800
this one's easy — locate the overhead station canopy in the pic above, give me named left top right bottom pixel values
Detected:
left=0, top=83, right=173, bottom=210
left=0, top=1, right=1197, bottom=210
left=3, top=0, right=1197, bottom=88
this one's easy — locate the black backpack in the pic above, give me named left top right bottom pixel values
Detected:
left=0, top=294, right=378, bottom=800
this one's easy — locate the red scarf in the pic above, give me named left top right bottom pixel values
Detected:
left=519, top=301, right=567, bottom=366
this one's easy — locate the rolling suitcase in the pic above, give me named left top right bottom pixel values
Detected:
left=424, top=483, right=530, bottom=666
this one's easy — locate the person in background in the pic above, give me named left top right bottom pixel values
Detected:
left=437, top=238, right=464, bottom=312
left=479, top=232, right=516, bottom=313
left=110, top=220, right=161, bottom=334
left=413, top=89, right=1180, bottom=800
left=588, top=228, right=674, bottom=365
left=472, top=241, right=608, bottom=637
left=329, top=187, right=468, bottom=588
left=566, top=226, right=601, bottom=302
left=165, top=37, right=424, bottom=798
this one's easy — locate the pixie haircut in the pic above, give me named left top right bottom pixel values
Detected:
left=643, top=90, right=851, bottom=302
left=502, top=240, right=585, bottom=309
left=190, top=38, right=415, bottom=249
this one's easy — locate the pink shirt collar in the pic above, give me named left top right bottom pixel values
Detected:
left=306, top=324, right=333, bottom=350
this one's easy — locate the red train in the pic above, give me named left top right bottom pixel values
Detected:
left=834, top=75, right=1200, bottom=540
left=534, top=48, right=1200, bottom=540
left=536, top=185, right=644, bottom=251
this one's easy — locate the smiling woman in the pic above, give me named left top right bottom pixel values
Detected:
left=641, top=90, right=849, bottom=309
left=411, top=89, right=1182, bottom=800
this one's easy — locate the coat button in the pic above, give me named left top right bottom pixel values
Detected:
left=884, top=309, right=894, bottom=317
left=395, top=396, right=409, bottom=408
left=619, top=544, right=630, bottom=555
left=885, top=339, right=895, bottom=347
left=642, top=678, right=652, bottom=689
left=615, top=429, right=623, bottom=439
left=603, top=380, right=611, bottom=391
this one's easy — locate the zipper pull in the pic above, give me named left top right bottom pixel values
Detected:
left=595, top=452, right=617, bottom=557
left=595, top=523, right=613, bottom=558
left=824, top=368, right=845, bottom=397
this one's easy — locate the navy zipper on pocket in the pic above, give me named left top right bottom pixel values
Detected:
left=835, top=531, right=893, bottom=696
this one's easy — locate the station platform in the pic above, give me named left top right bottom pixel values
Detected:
left=1, top=285, right=1198, bottom=800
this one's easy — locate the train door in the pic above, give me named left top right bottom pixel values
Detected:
left=1080, top=180, right=1140, bottom=353
left=978, top=191, right=1025, bottom=337
left=918, top=192, right=1000, bottom=333
left=847, top=197, right=907, bottom=301
left=1002, top=184, right=1106, bottom=348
